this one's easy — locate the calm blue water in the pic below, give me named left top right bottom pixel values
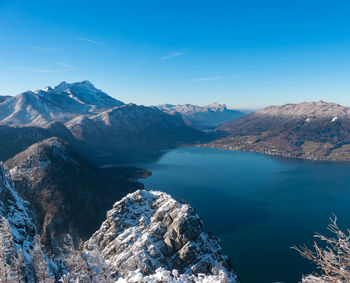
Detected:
left=139, top=147, right=350, bottom=283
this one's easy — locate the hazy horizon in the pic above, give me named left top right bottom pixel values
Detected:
left=1, top=0, right=350, bottom=108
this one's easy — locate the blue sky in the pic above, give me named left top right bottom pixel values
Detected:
left=1, top=0, right=350, bottom=109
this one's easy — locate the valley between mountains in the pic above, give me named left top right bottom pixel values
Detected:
left=1, top=81, right=350, bottom=282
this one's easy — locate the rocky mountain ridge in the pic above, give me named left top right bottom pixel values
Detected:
left=65, top=103, right=206, bottom=164
left=0, top=81, right=123, bottom=126
left=84, top=190, right=238, bottom=282
left=204, top=101, right=350, bottom=161
left=157, top=103, right=244, bottom=130
left=0, top=81, right=208, bottom=165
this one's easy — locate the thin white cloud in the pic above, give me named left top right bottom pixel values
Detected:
left=77, top=37, right=106, bottom=45
left=27, top=46, right=63, bottom=53
left=193, top=76, right=222, bottom=81
left=161, top=51, right=185, bottom=60
left=56, top=61, right=79, bottom=70
left=15, top=66, right=55, bottom=73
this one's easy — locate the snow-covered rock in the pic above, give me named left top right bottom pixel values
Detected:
left=1, top=161, right=240, bottom=282
left=0, top=162, right=56, bottom=281
left=116, top=267, right=236, bottom=283
left=84, top=190, right=239, bottom=282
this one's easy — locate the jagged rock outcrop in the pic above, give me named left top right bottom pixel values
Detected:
left=84, top=190, right=238, bottom=282
left=206, top=101, right=350, bottom=161
left=0, top=162, right=56, bottom=281
left=157, top=102, right=244, bottom=130
left=6, top=137, right=145, bottom=255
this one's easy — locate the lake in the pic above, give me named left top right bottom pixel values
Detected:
left=138, top=147, right=350, bottom=283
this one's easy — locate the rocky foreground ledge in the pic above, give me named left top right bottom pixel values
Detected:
left=0, top=160, right=238, bottom=282
left=84, top=190, right=239, bottom=282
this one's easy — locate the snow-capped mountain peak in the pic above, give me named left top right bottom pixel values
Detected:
left=0, top=81, right=124, bottom=126
left=53, top=80, right=96, bottom=93
left=41, top=86, right=53, bottom=92
left=52, top=81, right=70, bottom=92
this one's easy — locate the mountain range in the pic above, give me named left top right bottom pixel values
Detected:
left=0, top=81, right=209, bottom=165
left=66, top=103, right=206, bottom=164
left=0, top=81, right=123, bottom=126
left=204, top=100, right=350, bottom=161
left=157, top=102, right=244, bottom=130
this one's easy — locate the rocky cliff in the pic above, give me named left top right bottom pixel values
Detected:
left=0, top=162, right=56, bottom=282
left=0, top=161, right=238, bottom=281
left=84, top=190, right=239, bottom=282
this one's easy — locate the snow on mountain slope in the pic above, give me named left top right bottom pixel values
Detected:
left=249, top=100, right=350, bottom=120
left=157, top=103, right=244, bottom=130
left=50, top=80, right=123, bottom=110
left=0, top=81, right=124, bottom=126
left=206, top=101, right=350, bottom=161
left=65, top=103, right=206, bottom=164
left=0, top=162, right=56, bottom=281
left=158, top=102, right=229, bottom=116
left=219, top=100, right=350, bottom=134
left=66, top=103, right=187, bottom=130
left=115, top=268, right=237, bottom=283
left=84, top=190, right=239, bottom=282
